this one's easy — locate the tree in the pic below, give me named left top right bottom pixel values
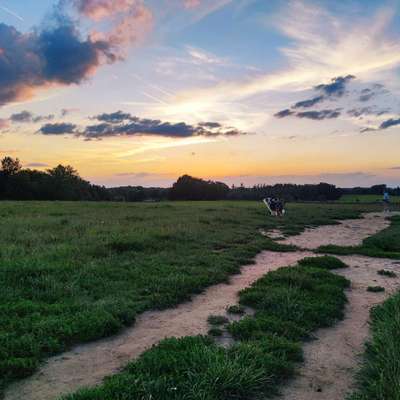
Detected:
left=47, top=164, right=79, bottom=180
left=1, top=157, right=21, bottom=176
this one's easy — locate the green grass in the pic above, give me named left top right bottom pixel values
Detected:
left=208, top=327, right=224, bottom=337
left=367, top=286, right=385, bottom=293
left=349, top=292, right=400, bottom=400
left=207, top=315, right=229, bottom=326
left=227, top=305, right=245, bottom=315
left=318, top=215, right=400, bottom=259
left=298, top=255, right=348, bottom=270
left=63, top=256, right=349, bottom=400
left=0, top=201, right=380, bottom=392
left=338, top=194, right=400, bottom=204
left=377, top=269, right=397, bottom=278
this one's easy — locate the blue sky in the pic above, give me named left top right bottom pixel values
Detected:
left=0, top=0, right=400, bottom=187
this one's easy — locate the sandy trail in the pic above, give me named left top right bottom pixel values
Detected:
left=4, top=212, right=398, bottom=400
left=279, top=212, right=392, bottom=249
left=4, top=251, right=311, bottom=400
left=281, top=254, right=400, bottom=400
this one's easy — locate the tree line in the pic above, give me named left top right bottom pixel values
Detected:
left=1, top=156, right=394, bottom=202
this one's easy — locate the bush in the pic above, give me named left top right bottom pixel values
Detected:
left=298, top=255, right=348, bottom=270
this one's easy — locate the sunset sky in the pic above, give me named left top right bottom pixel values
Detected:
left=1, top=0, right=400, bottom=187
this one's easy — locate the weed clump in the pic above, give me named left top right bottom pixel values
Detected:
left=377, top=269, right=397, bottom=278
left=208, top=327, right=224, bottom=337
left=227, top=305, right=245, bottom=315
left=367, top=286, right=385, bottom=293
left=207, top=315, right=229, bottom=326
left=298, top=255, right=348, bottom=270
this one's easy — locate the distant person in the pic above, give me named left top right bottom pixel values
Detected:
left=383, top=190, right=390, bottom=213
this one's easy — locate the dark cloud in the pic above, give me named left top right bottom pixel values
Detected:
left=359, top=84, right=388, bottom=102
left=314, top=75, right=355, bottom=97
left=359, top=88, right=375, bottom=102
left=198, top=122, right=222, bottom=128
left=274, top=108, right=341, bottom=120
left=347, top=107, right=389, bottom=118
left=274, top=75, right=356, bottom=121
left=25, top=162, right=49, bottom=168
left=379, top=118, right=400, bottom=130
left=39, top=122, right=77, bottom=135
left=10, top=110, right=54, bottom=123
left=94, top=111, right=133, bottom=124
left=114, top=172, right=154, bottom=178
left=38, top=112, right=248, bottom=140
left=83, top=120, right=237, bottom=139
left=61, top=108, right=79, bottom=117
left=296, top=109, right=341, bottom=120
left=0, top=0, right=152, bottom=107
left=0, top=20, right=114, bottom=106
left=389, top=166, right=400, bottom=170
left=274, top=109, right=295, bottom=118
left=10, top=111, right=33, bottom=123
left=293, top=96, right=324, bottom=109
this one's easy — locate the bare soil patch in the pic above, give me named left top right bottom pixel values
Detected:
left=280, top=212, right=393, bottom=249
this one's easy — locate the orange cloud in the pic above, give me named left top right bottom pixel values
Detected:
left=183, top=0, right=201, bottom=8
left=75, top=0, right=153, bottom=47
left=0, top=118, right=9, bottom=129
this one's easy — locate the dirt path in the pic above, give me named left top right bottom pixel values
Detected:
left=281, top=254, right=400, bottom=400
left=4, top=251, right=311, bottom=400
left=4, top=212, right=398, bottom=400
left=279, top=212, right=392, bottom=249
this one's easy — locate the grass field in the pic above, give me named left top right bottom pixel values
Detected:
left=64, top=256, right=350, bottom=400
left=0, top=201, right=386, bottom=392
left=318, top=215, right=400, bottom=259
left=338, top=194, right=400, bottom=204
left=0, top=202, right=382, bottom=385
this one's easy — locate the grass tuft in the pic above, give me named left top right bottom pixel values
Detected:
left=367, top=286, right=385, bottom=293
left=208, top=327, right=224, bottom=337
left=207, top=315, right=229, bottom=326
left=227, top=305, right=245, bottom=315
left=377, top=269, right=397, bottom=278
left=298, top=255, right=348, bottom=270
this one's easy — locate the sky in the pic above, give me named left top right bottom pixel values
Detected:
left=1, top=0, right=400, bottom=188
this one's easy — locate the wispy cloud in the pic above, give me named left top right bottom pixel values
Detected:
left=0, top=5, right=24, bottom=21
left=166, top=2, right=400, bottom=117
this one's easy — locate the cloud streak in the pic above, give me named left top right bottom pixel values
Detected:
left=36, top=111, right=248, bottom=139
